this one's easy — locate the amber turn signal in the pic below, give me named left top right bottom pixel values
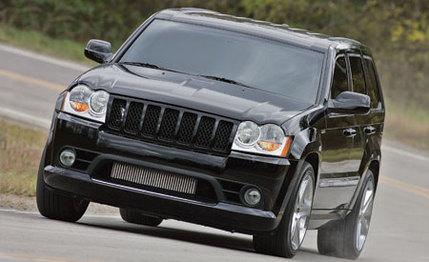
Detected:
left=281, top=137, right=293, bottom=157
left=258, top=141, right=281, bottom=152
left=70, top=101, right=89, bottom=112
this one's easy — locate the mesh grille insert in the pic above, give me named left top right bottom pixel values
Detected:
left=158, top=108, right=180, bottom=140
left=124, top=102, right=144, bottom=134
left=177, top=112, right=198, bottom=144
left=108, top=99, right=126, bottom=130
left=141, top=105, right=161, bottom=137
left=194, top=116, right=216, bottom=148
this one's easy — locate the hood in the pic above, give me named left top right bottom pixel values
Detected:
left=76, top=64, right=313, bottom=125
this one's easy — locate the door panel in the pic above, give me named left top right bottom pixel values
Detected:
left=314, top=114, right=358, bottom=209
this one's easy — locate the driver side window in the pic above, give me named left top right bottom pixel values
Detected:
left=331, top=56, right=349, bottom=99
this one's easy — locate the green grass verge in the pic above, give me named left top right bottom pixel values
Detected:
left=384, top=99, right=429, bottom=151
left=0, top=23, right=90, bottom=64
left=0, top=119, right=47, bottom=196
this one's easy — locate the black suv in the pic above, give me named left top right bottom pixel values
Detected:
left=36, top=8, right=385, bottom=259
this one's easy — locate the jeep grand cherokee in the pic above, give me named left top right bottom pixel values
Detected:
left=36, top=8, right=385, bottom=259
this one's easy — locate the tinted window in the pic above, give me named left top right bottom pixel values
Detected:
left=349, top=55, right=366, bottom=94
left=331, top=56, right=349, bottom=98
left=365, top=58, right=381, bottom=108
left=120, top=19, right=324, bottom=104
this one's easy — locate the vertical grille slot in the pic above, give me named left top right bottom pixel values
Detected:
left=158, top=108, right=180, bottom=140
left=141, top=105, right=161, bottom=137
left=213, top=120, right=234, bottom=152
left=107, top=99, right=126, bottom=130
left=177, top=112, right=198, bottom=144
left=124, top=102, right=144, bottom=134
left=194, top=116, right=216, bottom=148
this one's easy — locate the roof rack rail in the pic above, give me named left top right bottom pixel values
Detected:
left=328, top=37, right=361, bottom=45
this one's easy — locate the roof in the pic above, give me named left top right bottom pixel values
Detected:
left=155, top=8, right=365, bottom=52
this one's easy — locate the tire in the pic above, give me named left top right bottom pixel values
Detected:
left=36, top=148, right=89, bottom=222
left=253, top=162, right=315, bottom=258
left=119, top=208, right=163, bottom=227
left=317, top=170, right=375, bottom=259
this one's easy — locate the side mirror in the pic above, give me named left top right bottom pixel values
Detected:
left=84, top=39, right=113, bottom=63
left=328, top=91, right=370, bottom=114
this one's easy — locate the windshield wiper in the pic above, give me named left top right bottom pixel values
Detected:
left=120, top=61, right=183, bottom=74
left=198, top=74, right=254, bottom=89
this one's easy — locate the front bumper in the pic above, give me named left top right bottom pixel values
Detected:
left=43, top=112, right=296, bottom=234
left=43, top=165, right=278, bottom=233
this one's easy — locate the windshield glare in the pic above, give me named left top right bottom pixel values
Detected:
left=120, top=19, right=324, bottom=103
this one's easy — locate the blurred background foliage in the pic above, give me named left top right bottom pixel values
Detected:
left=0, top=0, right=428, bottom=147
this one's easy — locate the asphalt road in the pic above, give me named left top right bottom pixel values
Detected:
left=0, top=43, right=428, bottom=262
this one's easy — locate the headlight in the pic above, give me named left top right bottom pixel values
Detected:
left=236, top=121, right=260, bottom=146
left=90, top=90, right=109, bottom=114
left=62, top=84, right=110, bottom=123
left=69, top=85, right=92, bottom=112
left=232, top=121, right=292, bottom=157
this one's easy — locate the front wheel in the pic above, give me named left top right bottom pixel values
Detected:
left=317, top=170, right=376, bottom=259
left=253, top=162, right=315, bottom=258
left=36, top=149, right=89, bottom=222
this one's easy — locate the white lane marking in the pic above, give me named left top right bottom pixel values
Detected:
left=382, top=145, right=429, bottom=162
left=0, top=208, right=118, bottom=218
left=0, top=107, right=50, bottom=129
left=0, top=68, right=64, bottom=91
left=0, top=43, right=89, bottom=72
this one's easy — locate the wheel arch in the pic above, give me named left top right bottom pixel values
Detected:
left=304, top=152, right=320, bottom=185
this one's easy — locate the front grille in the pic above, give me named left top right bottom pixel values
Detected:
left=106, top=97, right=236, bottom=155
left=110, top=162, right=197, bottom=194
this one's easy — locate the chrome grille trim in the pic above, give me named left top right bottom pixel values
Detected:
left=110, top=162, right=197, bottom=194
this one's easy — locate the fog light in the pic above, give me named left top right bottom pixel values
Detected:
left=60, top=149, right=76, bottom=167
left=243, top=187, right=262, bottom=207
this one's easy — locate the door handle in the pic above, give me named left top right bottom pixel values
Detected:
left=343, top=128, right=357, bottom=137
left=364, top=126, right=376, bottom=135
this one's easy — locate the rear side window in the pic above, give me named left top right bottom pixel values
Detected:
left=349, top=55, right=366, bottom=95
left=364, top=58, right=381, bottom=108
left=331, top=56, right=349, bottom=98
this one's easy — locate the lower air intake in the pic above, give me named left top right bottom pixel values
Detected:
left=110, top=162, right=197, bottom=195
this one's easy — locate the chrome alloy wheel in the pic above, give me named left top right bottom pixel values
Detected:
left=290, top=173, right=314, bottom=251
left=355, top=177, right=375, bottom=251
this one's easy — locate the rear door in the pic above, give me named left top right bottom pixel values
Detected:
left=353, top=55, right=385, bottom=175
left=347, top=54, right=367, bottom=178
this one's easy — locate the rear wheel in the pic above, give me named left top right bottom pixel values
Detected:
left=253, top=162, right=315, bottom=258
left=317, top=170, right=375, bottom=259
left=119, top=208, right=163, bottom=227
left=36, top=149, right=89, bottom=222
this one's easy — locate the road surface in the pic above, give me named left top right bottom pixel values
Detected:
left=0, top=43, right=428, bottom=262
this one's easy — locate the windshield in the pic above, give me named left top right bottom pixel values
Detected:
left=120, top=19, right=324, bottom=103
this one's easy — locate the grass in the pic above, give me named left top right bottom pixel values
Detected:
left=0, top=119, right=47, bottom=196
left=0, top=23, right=90, bottom=64
left=384, top=100, right=429, bottom=151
